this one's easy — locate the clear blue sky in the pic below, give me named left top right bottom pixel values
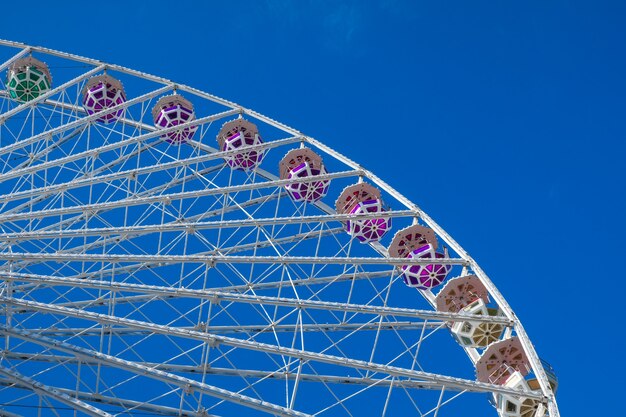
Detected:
left=3, top=1, right=625, bottom=415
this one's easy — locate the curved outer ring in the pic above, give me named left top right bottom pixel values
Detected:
left=0, top=38, right=560, bottom=417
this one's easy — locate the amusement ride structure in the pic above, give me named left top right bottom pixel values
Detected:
left=0, top=40, right=559, bottom=417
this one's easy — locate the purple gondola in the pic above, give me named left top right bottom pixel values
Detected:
left=388, top=225, right=451, bottom=290
left=336, top=183, right=390, bottom=243
left=279, top=148, right=329, bottom=202
left=82, top=75, right=126, bottom=123
left=401, top=243, right=451, bottom=289
left=152, top=94, right=197, bottom=144
left=216, top=118, right=264, bottom=170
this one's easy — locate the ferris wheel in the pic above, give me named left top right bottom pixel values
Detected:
left=0, top=40, right=559, bottom=417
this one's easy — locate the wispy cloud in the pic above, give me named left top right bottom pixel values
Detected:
left=321, top=2, right=362, bottom=46
left=262, top=0, right=364, bottom=51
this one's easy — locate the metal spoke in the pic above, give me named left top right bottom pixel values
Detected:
left=0, top=302, right=537, bottom=400
left=0, top=40, right=560, bottom=417
left=0, top=274, right=510, bottom=325
left=0, top=364, right=114, bottom=417
left=2, top=326, right=312, bottom=417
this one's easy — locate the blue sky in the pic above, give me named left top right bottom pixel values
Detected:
left=2, top=1, right=625, bottom=415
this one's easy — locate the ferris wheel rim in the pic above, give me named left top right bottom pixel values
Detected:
left=0, top=39, right=559, bottom=417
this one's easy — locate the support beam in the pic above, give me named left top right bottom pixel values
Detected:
left=4, top=192, right=293, bottom=280
left=219, top=269, right=389, bottom=292
left=0, top=210, right=414, bottom=242
left=0, top=299, right=537, bottom=399
left=301, top=122, right=562, bottom=416
left=0, top=326, right=311, bottom=417
left=0, top=363, right=114, bottom=417
left=27, top=321, right=445, bottom=336
left=0, top=84, right=173, bottom=158
left=2, top=351, right=455, bottom=390
left=0, top=107, right=241, bottom=184
left=0, top=275, right=507, bottom=324
left=0, top=136, right=301, bottom=207
left=0, top=39, right=559, bottom=415
left=0, top=253, right=467, bottom=266
left=0, top=169, right=362, bottom=224
left=0, top=378, right=213, bottom=417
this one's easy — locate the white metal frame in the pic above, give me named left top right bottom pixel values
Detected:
left=0, top=39, right=559, bottom=417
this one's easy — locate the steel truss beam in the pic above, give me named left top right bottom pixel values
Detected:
left=0, top=39, right=560, bottom=416
left=26, top=321, right=446, bottom=336
left=0, top=298, right=538, bottom=399
left=2, top=352, right=456, bottom=390
left=0, top=210, right=414, bottom=242
left=299, top=118, right=561, bottom=417
left=0, top=253, right=467, bottom=266
left=0, top=84, right=173, bottom=158
left=31, top=251, right=365, bottom=295
left=0, top=163, right=227, bottom=273
left=0, top=362, right=114, bottom=417
left=6, top=195, right=319, bottom=287
left=0, top=378, right=216, bottom=417
left=0, top=169, right=362, bottom=224
left=220, top=269, right=390, bottom=292
left=0, top=326, right=311, bottom=417
left=0, top=158, right=292, bottom=266
left=0, top=136, right=301, bottom=207
left=0, top=274, right=510, bottom=325
left=0, top=107, right=240, bottom=185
